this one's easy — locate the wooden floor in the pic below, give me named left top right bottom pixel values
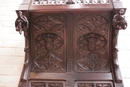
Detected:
left=0, top=0, right=130, bottom=87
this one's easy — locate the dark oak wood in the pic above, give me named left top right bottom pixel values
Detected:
left=15, top=0, right=127, bottom=87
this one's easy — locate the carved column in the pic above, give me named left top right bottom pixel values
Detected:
left=15, top=10, right=30, bottom=87
left=112, top=8, right=127, bottom=87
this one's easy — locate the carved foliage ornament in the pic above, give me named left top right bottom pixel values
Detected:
left=77, top=33, right=108, bottom=71
left=76, top=13, right=110, bottom=72
left=15, top=11, right=29, bottom=34
left=78, top=83, right=111, bottom=87
left=31, top=82, right=63, bottom=87
left=113, top=9, right=127, bottom=30
left=34, top=33, right=64, bottom=71
left=31, top=14, right=65, bottom=72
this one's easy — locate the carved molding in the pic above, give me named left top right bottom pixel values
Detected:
left=19, top=82, right=27, bottom=87
left=66, top=80, right=74, bottom=87
left=15, top=11, right=29, bottom=34
left=113, top=9, right=127, bottom=30
left=115, top=83, right=124, bottom=87
left=66, top=13, right=74, bottom=72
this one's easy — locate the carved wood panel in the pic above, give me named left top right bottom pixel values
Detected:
left=31, top=13, right=66, bottom=72
left=78, top=83, right=112, bottom=87
left=75, top=13, right=111, bottom=72
left=29, top=81, right=113, bottom=87
left=30, top=81, right=64, bottom=87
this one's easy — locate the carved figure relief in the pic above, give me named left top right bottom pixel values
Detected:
left=31, top=82, right=63, bottom=87
left=78, top=83, right=111, bottom=87
left=31, top=14, right=65, bottom=72
left=15, top=11, right=29, bottom=34
left=77, top=33, right=107, bottom=71
left=113, top=9, right=127, bottom=30
left=76, top=13, right=110, bottom=72
left=34, top=33, right=64, bottom=71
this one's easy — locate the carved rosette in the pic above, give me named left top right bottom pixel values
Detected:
left=113, top=9, right=127, bottom=30
left=31, top=14, right=66, bottom=72
left=76, top=13, right=110, bottom=72
left=15, top=11, right=29, bottom=34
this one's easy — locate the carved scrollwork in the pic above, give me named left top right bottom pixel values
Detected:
left=15, top=11, right=29, bottom=34
left=113, top=9, right=127, bottom=30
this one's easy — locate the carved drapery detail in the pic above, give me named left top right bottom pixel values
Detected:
left=113, top=9, right=127, bottom=30
left=31, top=82, right=63, bottom=87
left=31, top=14, right=65, bottom=72
left=76, top=13, right=110, bottom=72
left=78, top=83, right=111, bottom=87
left=15, top=11, right=29, bottom=34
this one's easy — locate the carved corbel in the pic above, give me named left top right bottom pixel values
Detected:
left=15, top=11, right=29, bottom=34
left=112, top=9, right=127, bottom=30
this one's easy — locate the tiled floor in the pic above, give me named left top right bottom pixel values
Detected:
left=0, top=0, right=130, bottom=87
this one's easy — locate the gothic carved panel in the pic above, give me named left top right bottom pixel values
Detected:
left=31, top=14, right=66, bottom=72
left=31, top=82, right=63, bottom=87
left=78, top=83, right=112, bottom=87
left=76, top=13, right=110, bottom=72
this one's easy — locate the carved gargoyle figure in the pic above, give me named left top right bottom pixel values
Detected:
left=113, top=9, right=127, bottom=30
left=15, top=11, right=29, bottom=34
